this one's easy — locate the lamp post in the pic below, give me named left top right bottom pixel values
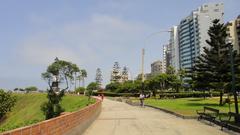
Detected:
left=227, top=38, right=239, bottom=123
left=141, top=30, right=171, bottom=93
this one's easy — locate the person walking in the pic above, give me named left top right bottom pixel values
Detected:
left=101, top=93, right=104, bottom=100
left=139, top=93, right=145, bottom=107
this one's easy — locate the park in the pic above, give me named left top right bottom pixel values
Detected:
left=1, top=1, right=240, bottom=135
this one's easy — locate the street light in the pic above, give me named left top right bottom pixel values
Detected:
left=226, top=38, right=239, bottom=123
left=141, top=30, right=172, bottom=93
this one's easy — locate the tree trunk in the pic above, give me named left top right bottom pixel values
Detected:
left=79, top=78, right=81, bottom=87
left=153, top=90, right=156, bottom=97
left=83, top=78, right=85, bottom=88
left=203, top=89, right=206, bottom=99
left=176, top=85, right=179, bottom=93
left=219, top=91, right=223, bottom=106
left=74, top=73, right=77, bottom=90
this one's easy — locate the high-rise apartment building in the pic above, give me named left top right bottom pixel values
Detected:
left=169, top=26, right=180, bottom=71
left=162, top=44, right=171, bottom=73
left=151, top=60, right=162, bottom=75
left=226, top=15, right=240, bottom=54
left=178, top=3, right=224, bottom=70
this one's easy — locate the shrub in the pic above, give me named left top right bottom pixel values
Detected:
left=0, top=89, right=16, bottom=119
left=159, top=91, right=220, bottom=99
left=25, top=86, right=38, bottom=93
left=41, top=89, right=64, bottom=120
left=75, top=87, right=85, bottom=94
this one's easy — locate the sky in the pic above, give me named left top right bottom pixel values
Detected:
left=0, top=0, right=239, bottom=90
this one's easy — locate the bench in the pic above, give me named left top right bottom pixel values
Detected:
left=220, top=112, right=240, bottom=130
left=196, top=106, right=219, bottom=124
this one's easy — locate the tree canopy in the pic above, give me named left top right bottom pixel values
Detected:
left=192, top=19, right=240, bottom=105
left=41, top=58, right=80, bottom=91
left=41, top=58, right=80, bottom=119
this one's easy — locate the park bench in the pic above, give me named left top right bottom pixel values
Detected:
left=220, top=112, right=240, bottom=130
left=196, top=106, right=219, bottom=124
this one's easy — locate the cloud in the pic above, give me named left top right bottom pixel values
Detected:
left=19, top=42, right=80, bottom=66
left=13, top=13, right=155, bottom=88
left=18, top=13, right=154, bottom=65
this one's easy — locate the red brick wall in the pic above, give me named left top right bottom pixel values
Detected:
left=1, top=98, right=102, bottom=135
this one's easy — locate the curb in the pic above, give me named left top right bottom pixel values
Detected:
left=127, top=101, right=240, bottom=133
left=144, top=105, right=198, bottom=119
left=124, top=99, right=197, bottom=119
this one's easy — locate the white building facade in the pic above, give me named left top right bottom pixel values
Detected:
left=169, top=26, right=180, bottom=71
left=178, top=3, right=224, bottom=70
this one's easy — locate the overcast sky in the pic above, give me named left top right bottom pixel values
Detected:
left=0, top=0, right=239, bottom=90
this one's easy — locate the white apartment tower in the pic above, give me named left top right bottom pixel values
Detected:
left=169, top=26, right=180, bottom=71
left=178, top=3, right=224, bottom=70
left=162, top=44, right=171, bottom=73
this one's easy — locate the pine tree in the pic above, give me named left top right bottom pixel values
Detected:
left=193, top=19, right=230, bottom=105
left=121, top=66, right=129, bottom=82
left=95, top=68, right=103, bottom=88
left=111, top=62, right=121, bottom=83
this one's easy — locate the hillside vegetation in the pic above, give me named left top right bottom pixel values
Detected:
left=0, top=93, right=95, bottom=132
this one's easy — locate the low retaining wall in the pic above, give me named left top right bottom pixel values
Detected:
left=1, top=98, right=102, bottom=135
left=125, top=99, right=197, bottom=119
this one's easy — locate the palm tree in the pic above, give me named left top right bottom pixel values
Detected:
left=80, top=69, right=87, bottom=88
left=77, top=73, right=83, bottom=88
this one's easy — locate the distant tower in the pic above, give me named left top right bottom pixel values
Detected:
left=121, top=66, right=129, bottom=82
left=151, top=60, right=162, bottom=75
left=110, top=62, right=121, bottom=83
left=163, top=44, right=171, bottom=73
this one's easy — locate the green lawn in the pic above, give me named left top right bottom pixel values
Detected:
left=0, top=93, right=95, bottom=132
left=139, top=97, right=238, bottom=116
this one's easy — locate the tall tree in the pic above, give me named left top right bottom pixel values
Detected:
left=86, top=82, right=98, bottom=102
left=111, top=62, right=121, bottom=83
left=192, top=19, right=233, bottom=105
left=95, top=68, right=103, bottom=88
left=121, top=66, right=129, bottom=82
left=80, top=69, right=87, bottom=87
left=41, top=58, right=80, bottom=119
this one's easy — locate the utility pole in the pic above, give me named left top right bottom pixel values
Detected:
left=141, top=30, right=171, bottom=94
left=229, top=44, right=239, bottom=122
left=141, top=48, right=145, bottom=93
left=227, top=37, right=239, bottom=123
left=141, top=48, right=145, bottom=82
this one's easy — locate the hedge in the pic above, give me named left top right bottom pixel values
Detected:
left=159, top=92, right=220, bottom=98
left=93, top=91, right=220, bottom=98
left=93, top=92, right=139, bottom=97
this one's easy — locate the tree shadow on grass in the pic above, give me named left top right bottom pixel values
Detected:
left=187, top=99, right=205, bottom=102
left=186, top=102, right=220, bottom=107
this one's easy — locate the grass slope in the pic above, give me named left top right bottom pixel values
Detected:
left=0, top=93, right=95, bottom=132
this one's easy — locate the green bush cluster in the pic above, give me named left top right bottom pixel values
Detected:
left=25, top=86, right=38, bottom=92
left=0, top=89, right=16, bottom=119
left=41, top=89, right=65, bottom=120
left=75, top=87, right=85, bottom=94
left=93, top=92, right=139, bottom=97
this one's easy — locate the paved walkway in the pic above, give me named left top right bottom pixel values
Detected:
left=83, top=99, right=229, bottom=135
